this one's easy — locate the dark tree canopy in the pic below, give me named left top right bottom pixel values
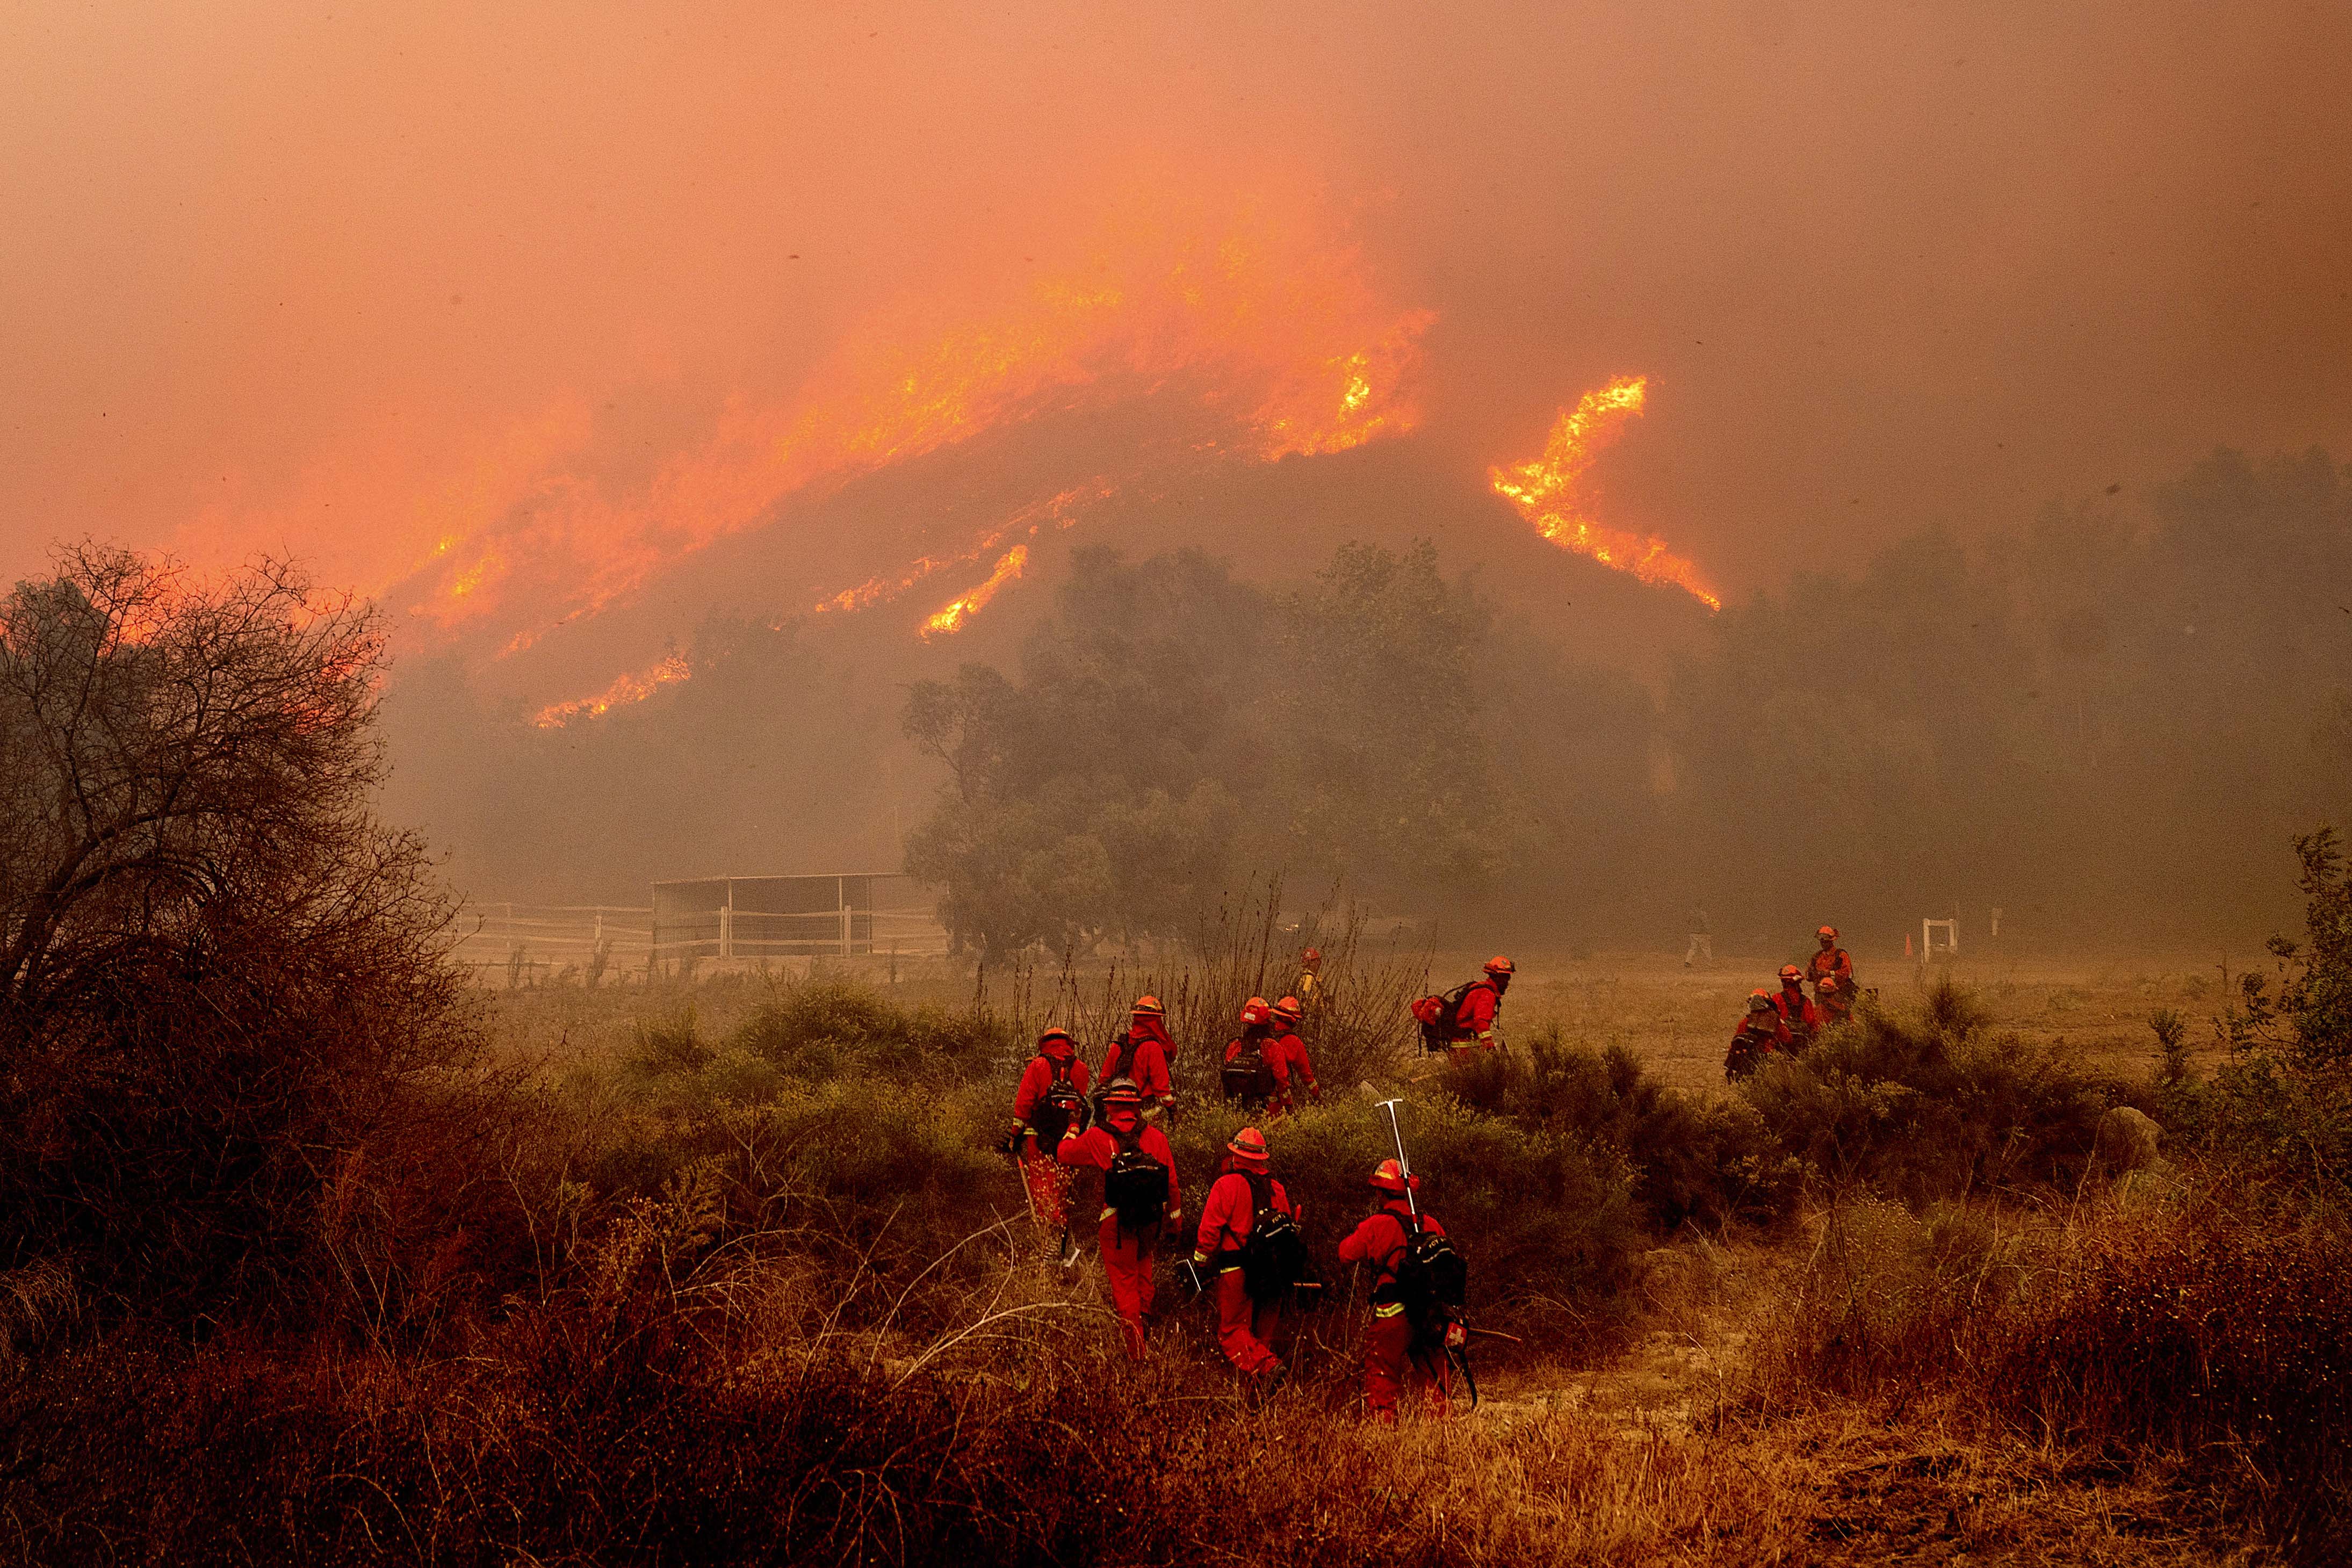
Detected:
left=0, top=545, right=500, bottom=1327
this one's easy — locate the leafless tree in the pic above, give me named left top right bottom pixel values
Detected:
left=0, top=545, right=503, bottom=1326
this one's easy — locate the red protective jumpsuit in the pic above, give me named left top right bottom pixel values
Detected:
left=1453, top=979, right=1503, bottom=1051
left=1337, top=1202, right=1453, bottom=1423
left=1809, top=948, right=1856, bottom=1024
left=1774, top=985, right=1821, bottom=1046
left=1058, top=1112, right=1181, bottom=1360
left=1807, top=946, right=1855, bottom=990
left=1222, top=1028, right=1287, bottom=1111
left=1193, top=1162, right=1293, bottom=1376
left=1011, top=1044, right=1090, bottom=1230
left=1269, top=1030, right=1320, bottom=1105
left=1100, top=1023, right=1175, bottom=1115
left=1726, top=1016, right=1787, bottom=1079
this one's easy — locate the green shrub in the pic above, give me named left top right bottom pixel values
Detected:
left=1741, top=979, right=2135, bottom=1204
left=625, top=1008, right=711, bottom=1075
left=730, top=975, right=1011, bottom=1086
left=1451, top=1031, right=1804, bottom=1233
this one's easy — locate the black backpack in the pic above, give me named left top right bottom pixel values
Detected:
left=1412, top=981, right=1482, bottom=1052
left=1239, top=1172, right=1309, bottom=1303
left=1221, top=1032, right=1278, bottom=1106
left=1029, top=1056, right=1090, bottom=1147
left=1101, top=1124, right=1170, bottom=1232
left=1393, top=1212, right=1467, bottom=1344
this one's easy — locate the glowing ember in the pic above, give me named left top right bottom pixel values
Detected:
left=531, top=651, right=691, bottom=729
left=1489, top=377, right=1720, bottom=611
left=921, top=546, right=1028, bottom=640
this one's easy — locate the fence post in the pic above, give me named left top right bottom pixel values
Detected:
left=720, top=904, right=734, bottom=962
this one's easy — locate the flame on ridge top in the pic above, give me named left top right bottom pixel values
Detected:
left=401, top=200, right=1432, bottom=657
left=1489, top=377, right=1721, bottom=612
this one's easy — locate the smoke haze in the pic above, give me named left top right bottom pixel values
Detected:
left=8, top=2, right=2348, bottom=602
left=5, top=1, right=2349, bottom=936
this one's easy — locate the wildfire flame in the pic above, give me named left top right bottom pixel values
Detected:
left=811, top=481, right=1110, bottom=617
left=921, top=546, right=1028, bottom=640
left=531, top=651, right=691, bottom=729
left=1489, top=377, right=1721, bottom=611
left=398, top=201, right=1431, bottom=657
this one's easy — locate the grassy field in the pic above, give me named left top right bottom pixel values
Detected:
left=486, top=938, right=2246, bottom=1093
left=10, top=941, right=2319, bottom=1564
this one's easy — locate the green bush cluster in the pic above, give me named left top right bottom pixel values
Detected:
left=1740, top=979, right=2139, bottom=1204
left=1447, top=1032, right=1806, bottom=1232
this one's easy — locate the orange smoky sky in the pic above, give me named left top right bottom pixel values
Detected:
left=3, top=1, right=2347, bottom=632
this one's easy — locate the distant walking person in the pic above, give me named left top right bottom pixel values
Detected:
left=1009, top=1027, right=1090, bottom=1253
left=1058, top=1079, right=1180, bottom=1360
left=1685, top=908, right=1713, bottom=969
left=1295, top=946, right=1325, bottom=1007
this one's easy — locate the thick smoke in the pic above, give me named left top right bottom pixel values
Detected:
left=7, top=1, right=2349, bottom=940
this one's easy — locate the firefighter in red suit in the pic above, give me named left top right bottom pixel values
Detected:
left=1726, top=991, right=1787, bottom=1080
left=1009, top=1027, right=1089, bottom=1240
left=1452, top=956, right=1514, bottom=1052
left=1336, top=1159, right=1460, bottom=1424
left=1100, top=995, right=1177, bottom=1120
left=1774, top=964, right=1821, bottom=1049
left=1058, top=1079, right=1180, bottom=1360
left=1808, top=927, right=1856, bottom=1025
left=1268, top=996, right=1321, bottom=1109
left=1191, top=1126, right=1292, bottom=1381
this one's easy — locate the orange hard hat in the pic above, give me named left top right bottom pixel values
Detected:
left=1779, top=965, right=1803, bottom=983
left=1302, top=946, right=1322, bottom=964
left=1227, top=1126, right=1270, bottom=1164
left=1132, top=995, right=1164, bottom=1017
left=1272, top=995, right=1303, bottom=1023
left=1369, top=1158, right=1419, bottom=1195
left=1037, top=1027, right=1074, bottom=1050
left=1817, top=926, right=1838, bottom=941
left=1239, top=996, right=1271, bottom=1027
left=1483, top=955, right=1515, bottom=977
left=1819, top=976, right=1841, bottom=994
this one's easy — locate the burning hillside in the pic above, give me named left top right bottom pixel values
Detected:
left=324, top=187, right=1733, bottom=731
left=1490, top=377, right=1722, bottom=611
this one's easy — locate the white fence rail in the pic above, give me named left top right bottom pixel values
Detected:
left=451, top=901, right=949, bottom=983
